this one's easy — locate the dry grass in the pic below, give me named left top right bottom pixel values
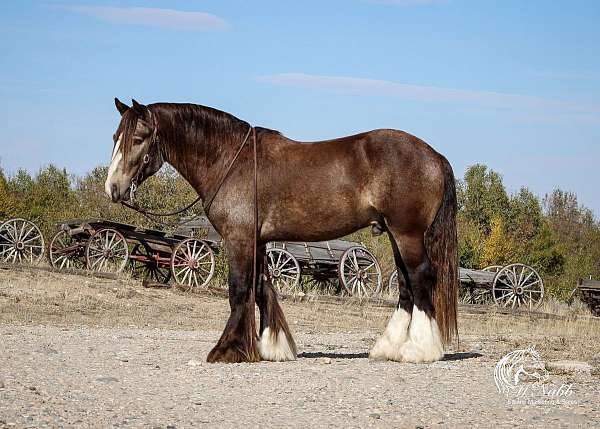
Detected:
left=1, top=267, right=599, bottom=362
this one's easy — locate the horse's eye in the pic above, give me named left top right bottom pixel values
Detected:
left=132, top=136, right=144, bottom=145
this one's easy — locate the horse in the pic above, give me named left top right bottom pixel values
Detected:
left=105, top=98, right=458, bottom=364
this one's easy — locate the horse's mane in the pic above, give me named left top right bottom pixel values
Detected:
left=149, top=103, right=253, bottom=167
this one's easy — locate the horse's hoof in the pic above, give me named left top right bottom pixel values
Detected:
left=207, top=341, right=260, bottom=363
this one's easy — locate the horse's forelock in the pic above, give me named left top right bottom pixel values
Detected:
left=116, top=109, right=140, bottom=162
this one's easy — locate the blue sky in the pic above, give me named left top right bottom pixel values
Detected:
left=1, top=1, right=599, bottom=216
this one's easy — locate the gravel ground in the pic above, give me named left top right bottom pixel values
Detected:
left=1, top=269, right=599, bottom=428
left=1, top=325, right=599, bottom=428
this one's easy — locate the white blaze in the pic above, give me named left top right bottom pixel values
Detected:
left=105, top=133, right=123, bottom=198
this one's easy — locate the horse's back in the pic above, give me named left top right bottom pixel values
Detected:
left=259, top=128, right=446, bottom=240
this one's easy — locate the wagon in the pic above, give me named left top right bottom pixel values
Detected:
left=571, top=278, right=600, bottom=317
left=387, top=263, right=545, bottom=309
left=48, top=218, right=218, bottom=288
left=0, top=218, right=45, bottom=264
left=266, top=240, right=382, bottom=297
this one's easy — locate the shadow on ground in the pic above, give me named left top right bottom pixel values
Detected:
left=298, top=351, right=369, bottom=359
left=443, top=352, right=483, bottom=361
left=298, top=351, right=483, bottom=361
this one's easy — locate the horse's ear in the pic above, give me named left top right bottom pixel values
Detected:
left=131, top=99, right=151, bottom=121
left=131, top=99, right=146, bottom=113
left=115, top=97, right=129, bottom=115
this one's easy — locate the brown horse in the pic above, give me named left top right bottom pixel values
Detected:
left=105, top=98, right=458, bottom=364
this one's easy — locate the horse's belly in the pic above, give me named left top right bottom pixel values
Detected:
left=261, top=193, right=373, bottom=242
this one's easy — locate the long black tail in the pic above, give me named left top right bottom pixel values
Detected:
left=425, top=156, right=458, bottom=345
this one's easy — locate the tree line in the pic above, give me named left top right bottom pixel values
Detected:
left=0, top=163, right=598, bottom=300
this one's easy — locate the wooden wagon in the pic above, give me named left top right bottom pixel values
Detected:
left=0, top=218, right=45, bottom=264
left=387, top=263, right=545, bottom=309
left=48, top=218, right=219, bottom=288
left=571, top=278, right=600, bottom=317
left=266, top=240, right=382, bottom=297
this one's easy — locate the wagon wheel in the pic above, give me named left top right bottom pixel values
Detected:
left=492, top=263, right=544, bottom=309
left=130, top=244, right=171, bottom=284
left=338, top=246, right=382, bottom=297
left=85, top=228, right=129, bottom=273
left=266, top=248, right=301, bottom=295
left=171, top=238, right=215, bottom=290
left=0, top=218, right=45, bottom=264
left=387, top=270, right=400, bottom=298
left=48, top=229, right=86, bottom=270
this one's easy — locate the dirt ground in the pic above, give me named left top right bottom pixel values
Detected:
left=1, top=268, right=599, bottom=428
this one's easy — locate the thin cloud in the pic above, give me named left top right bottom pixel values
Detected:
left=258, top=73, right=599, bottom=118
left=57, top=5, right=230, bottom=31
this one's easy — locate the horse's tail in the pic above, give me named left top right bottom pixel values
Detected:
left=425, top=156, right=458, bottom=345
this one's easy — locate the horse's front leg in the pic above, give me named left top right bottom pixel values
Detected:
left=207, top=239, right=260, bottom=363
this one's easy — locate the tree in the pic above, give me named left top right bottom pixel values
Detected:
left=481, top=216, right=516, bottom=267
left=543, top=189, right=600, bottom=299
left=0, top=167, right=15, bottom=218
left=458, top=164, right=510, bottom=235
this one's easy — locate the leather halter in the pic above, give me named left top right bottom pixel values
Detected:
left=128, top=112, right=161, bottom=202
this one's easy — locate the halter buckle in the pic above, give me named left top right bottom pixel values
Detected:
left=130, top=180, right=137, bottom=201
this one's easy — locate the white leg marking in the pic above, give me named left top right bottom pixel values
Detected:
left=105, top=134, right=123, bottom=197
left=258, top=327, right=296, bottom=362
left=369, top=307, right=411, bottom=361
left=399, top=307, right=444, bottom=363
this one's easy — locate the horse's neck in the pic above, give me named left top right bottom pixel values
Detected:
left=159, top=111, right=245, bottom=201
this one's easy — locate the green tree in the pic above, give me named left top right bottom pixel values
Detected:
left=458, top=164, right=510, bottom=235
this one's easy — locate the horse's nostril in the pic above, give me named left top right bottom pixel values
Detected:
left=111, top=184, right=119, bottom=202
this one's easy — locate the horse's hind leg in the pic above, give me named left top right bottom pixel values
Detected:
left=370, top=231, right=413, bottom=360
left=256, top=248, right=297, bottom=361
left=371, top=230, right=444, bottom=363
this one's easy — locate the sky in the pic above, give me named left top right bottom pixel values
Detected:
left=0, top=0, right=599, bottom=216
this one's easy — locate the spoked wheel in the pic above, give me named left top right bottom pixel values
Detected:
left=0, top=218, right=45, bottom=264
left=338, top=246, right=382, bottom=298
left=171, top=238, right=215, bottom=290
left=492, top=263, right=544, bottom=309
left=266, top=248, right=301, bottom=295
left=48, top=229, right=86, bottom=270
left=387, top=270, right=400, bottom=298
left=130, top=244, right=171, bottom=284
left=85, top=228, right=129, bottom=273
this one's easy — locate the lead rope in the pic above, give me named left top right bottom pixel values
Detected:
left=251, top=127, right=259, bottom=326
